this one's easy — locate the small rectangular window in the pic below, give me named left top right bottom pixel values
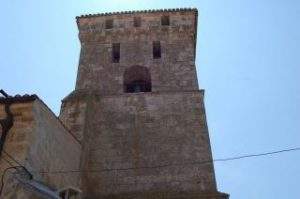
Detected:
left=105, top=19, right=113, bottom=29
left=112, top=43, right=120, bottom=63
left=133, top=16, right=141, bottom=27
left=161, top=15, right=170, bottom=26
left=153, top=41, right=161, bottom=59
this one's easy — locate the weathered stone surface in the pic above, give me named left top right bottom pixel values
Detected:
left=0, top=8, right=228, bottom=199
left=0, top=99, right=81, bottom=198
left=60, top=9, right=228, bottom=199
left=75, top=10, right=198, bottom=95
left=80, top=91, right=216, bottom=196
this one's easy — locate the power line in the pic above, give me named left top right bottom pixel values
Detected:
left=2, top=150, right=24, bottom=169
left=213, top=147, right=300, bottom=162
left=0, top=145, right=299, bottom=176
left=0, top=139, right=27, bottom=169
left=36, top=146, right=300, bottom=174
left=0, top=166, right=22, bottom=197
left=0, top=156, right=14, bottom=167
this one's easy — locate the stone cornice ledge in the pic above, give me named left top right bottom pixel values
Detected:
left=62, top=89, right=205, bottom=103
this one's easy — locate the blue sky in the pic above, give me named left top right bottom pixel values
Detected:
left=0, top=1, right=299, bottom=198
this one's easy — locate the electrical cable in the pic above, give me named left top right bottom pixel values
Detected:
left=36, top=146, right=300, bottom=174
left=0, top=166, right=21, bottom=197
left=213, top=147, right=300, bottom=162
left=2, top=150, right=24, bottom=168
left=1, top=91, right=297, bottom=176
left=0, top=144, right=299, bottom=176
left=0, top=144, right=299, bottom=197
left=0, top=156, right=14, bottom=167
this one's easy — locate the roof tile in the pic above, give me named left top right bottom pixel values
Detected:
left=76, top=8, right=198, bottom=20
left=0, top=94, right=38, bottom=104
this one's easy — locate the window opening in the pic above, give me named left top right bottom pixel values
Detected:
left=105, top=19, right=113, bottom=29
left=161, top=15, right=170, bottom=26
left=153, top=41, right=161, bottom=59
left=124, top=66, right=152, bottom=93
left=112, top=43, right=120, bottom=63
left=133, top=16, right=141, bottom=27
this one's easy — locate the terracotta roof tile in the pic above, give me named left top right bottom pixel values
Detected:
left=0, top=94, right=38, bottom=103
left=76, top=8, right=198, bottom=19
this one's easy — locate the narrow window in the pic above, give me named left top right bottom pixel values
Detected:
left=112, top=43, right=120, bottom=63
left=161, top=15, right=170, bottom=26
left=133, top=16, right=141, bottom=27
left=153, top=41, right=161, bottom=59
left=105, top=19, right=113, bottom=29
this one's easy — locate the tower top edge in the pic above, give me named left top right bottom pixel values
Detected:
left=76, top=8, right=198, bottom=20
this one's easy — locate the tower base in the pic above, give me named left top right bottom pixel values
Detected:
left=88, top=191, right=229, bottom=199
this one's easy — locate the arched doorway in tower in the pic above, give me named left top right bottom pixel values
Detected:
left=123, top=66, right=152, bottom=93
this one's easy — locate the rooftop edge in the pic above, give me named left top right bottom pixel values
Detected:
left=0, top=94, right=38, bottom=104
left=76, top=8, right=198, bottom=20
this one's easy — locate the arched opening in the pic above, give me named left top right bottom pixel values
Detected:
left=124, top=66, right=151, bottom=93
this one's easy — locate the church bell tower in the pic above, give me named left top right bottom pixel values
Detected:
left=60, top=8, right=228, bottom=199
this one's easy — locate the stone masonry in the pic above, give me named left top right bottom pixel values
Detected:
left=60, top=8, right=229, bottom=199
left=0, top=95, right=81, bottom=199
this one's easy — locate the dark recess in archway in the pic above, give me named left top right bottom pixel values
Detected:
left=123, top=66, right=152, bottom=93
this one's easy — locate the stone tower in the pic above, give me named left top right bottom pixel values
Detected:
left=60, top=8, right=228, bottom=199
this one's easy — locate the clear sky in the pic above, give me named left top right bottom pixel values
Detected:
left=1, top=1, right=299, bottom=198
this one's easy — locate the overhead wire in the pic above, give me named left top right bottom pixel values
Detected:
left=0, top=145, right=299, bottom=175
left=35, top=146, right=300, bottom=174
left=2, top=150, right=24, bottom=168
left=1, top=90, right=299, bottom=175
left=0, top=149, right=33, bottom=198
left=0, top=144, right=299, bottom=196
left=0, top=166, right=23, bottom=197
left=0, top=156, right=14, bottom=167
left=0, top=134, right=300, bottom=175
left=213, top=147, right=300, bottom=162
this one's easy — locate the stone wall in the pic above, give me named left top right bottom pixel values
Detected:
left=0, top=101, right=36, bottom=198
left=0, top=98, right=81, bottom=198
left=75, top=9, right=198, bottom=95
left=60, top=92, right=88, bottom=142
left=60, top=9, right=229, bottom=199
left=28, top=99, right=82, bottom=189
left=62, top=90, right=220, bottom=198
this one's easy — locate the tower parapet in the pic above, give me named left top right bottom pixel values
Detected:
left=75, top=8, right=198, bottom=95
